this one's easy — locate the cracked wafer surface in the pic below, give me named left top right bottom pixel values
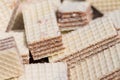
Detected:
left=69, top=43, right=120, bottom=80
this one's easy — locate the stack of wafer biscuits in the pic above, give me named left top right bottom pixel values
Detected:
left=9, top=31, right=29, bottom=64
left=0, top=33, right=23, bottom=80
left=105, top=9, right=120, bottom=30
left=18, top=63, right=68, bottom=80
left=49, top=17, right=120, bottom=68
left=22, top=0, right=64, bottom=60
left=0, top=0, right=20, bottom=32
left=57, top=1, right=93, bottom=31
left=87, top=0, right=120, bottom=13
left=69, top=43, right=120, bottom=80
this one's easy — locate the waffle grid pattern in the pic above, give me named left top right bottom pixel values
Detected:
left=69, top=43, right=120, bottom=80
left=88, top=0, right=120, bottom=13
left=49, top=17, right=118, bottom=62
left=18, top=63, right=68, bottom=80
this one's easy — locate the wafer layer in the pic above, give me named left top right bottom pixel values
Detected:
left=49, top=17, right=118, bottom=63
left=69, top=43, right=120, bottom=80
left=0, top=33, right=23, bottom=79
left=22, top=0, right=63, bottom=60
left=18, top=63, right=68, bottom=80
left=87, top=0, right=120, bottom=13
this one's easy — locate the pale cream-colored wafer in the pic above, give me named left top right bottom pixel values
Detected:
left=69, top=43, right=120, bottom=80
left=18, top=63, right=68, bottom=80
left=104, top=9, right=120, bottom=30
left=87, top=0, right=120, bottom=13
left=58, top=1, right=91, bottom=13
left=21, top=0, right=61, bottom=11
left=0, top=33, right=23, bottom=79
left=22, top=0, right=63, bottom=60
left=9, top=31, right=29, bottom=64
left=0, top=0, right=20, bottom=32
left=49, top=17, right=118, bottom=62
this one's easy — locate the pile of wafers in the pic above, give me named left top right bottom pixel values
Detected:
left=0, top=0, right=120, bottom=80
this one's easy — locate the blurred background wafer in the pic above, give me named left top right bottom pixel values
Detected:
left=57, top=1, right=93, bottom=31
left=87, top=0, right=120, bottom=14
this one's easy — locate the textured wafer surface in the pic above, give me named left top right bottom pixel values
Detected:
left=105, top=10, right=120, bottom=30
left=58, top=1, right=91, bottom=13
left=0, top=0, right=19, bottom=32
left=98, top=68, right=120, bottom=80
left=69, top=43, right=120, bottom=80
left=22, top=0, right=61, bottom=44
left=87, top=0, right=120, bottom=13
left=0, top=33, right=23, bottom=79
left=18, top=63, right=68, bottom=80
left=49, top=17, right=117, bottom=62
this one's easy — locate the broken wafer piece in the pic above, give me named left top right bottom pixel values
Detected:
left=69, top=43, right=120, bottom=80
left=9, top=31, right=29, bottom=64
left=18, top=63, right=68, bottom=80
left=87, top=0, right=120, bottom=13
left=0, top=0, right=20, bottom=32
left=0, top=32, right=23, bottom=80
left=49, top=17, right=119, bottom=68
left=22, top=0, right=64, bottom=60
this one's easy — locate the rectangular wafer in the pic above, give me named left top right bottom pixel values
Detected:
left=22, top=0, right=64, bottom=60
left=87, top=0, right=120, bottom=13
left=18, top=63, right=68, bottom=80
left=69, top=43, right=120, bottom=80
left=0, top=32, right=23, bottom=80
left=49, top=17, right=119, bottom=68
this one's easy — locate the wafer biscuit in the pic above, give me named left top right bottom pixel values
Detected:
left=22, top=0, right=64, bottom=60
left=0, top=33, right=23, bottom=80
left=87, top=0, right=120, bottom=13
left=0, top=0, right=20, bottom=32
left=49, top=17, right=119, bottom=67
left=69, top=43, right=120, bottom=80
left=9, top=31, right=29, bottom=64
left=57, top=1, right=93, bottom=31
left=18, top=63, right=68, bottom=80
